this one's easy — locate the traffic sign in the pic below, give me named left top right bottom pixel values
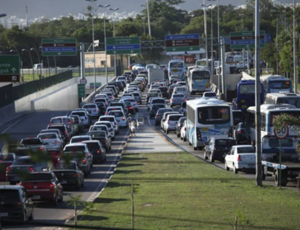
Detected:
left=106, top=37, right=141, bottom=55
left=165, top=34, right=200, bottom=52
left=0, top=55, right=20, bottom=82
left=79, top=78, right=87, bottom=85
left=274, top=126, right=289, bottom=139
left=42, top=38, right=77, bottom=56
left=230, top=31, right=265, bottom=49
left=77, top=84, right=85, bottom=98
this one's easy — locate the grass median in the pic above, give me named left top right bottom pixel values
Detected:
left=77, top=151, right=300, bottom=229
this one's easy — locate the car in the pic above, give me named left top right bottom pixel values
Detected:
left=146, top=92, right=159, bottom=104
left=99, top=115, right=119, bottom=135
left=108, top=110, right=128, bottom=128
left=110, top=101, right=128, bottom=115
left=105, top=106, right=126, bottom=116
left=89, top=124, right=111, bottom=139
left=39, top=128, right=66, bottom=145
left=93, top=101, right=107, bottom=116
left=122, top=100, right=136, bottom=115
left=94, top=121, right=116, bottom=140
left=51, top=160, right=84, bottom=190
left=131, top=91, right=143, bottom=104
left=204, top=137, right=236, bottom=163
left=83, top=140, right=106, bottom=164
left=6, top=156, right=50, bottom=185
left=234, top=122, right=248, bottom=144
left=160, top=111, right=180, bottom=130
left=158, top=86, right=169, bottom=98
left=86, top=130, right=112, bottom=151
left=0, top=153, right=17, bottom=181
left=19, top=171, right=63, bottom=205
left=8, top=146, right=31, bottom=159
left=232, top=110, right=245, bottom=127
left=120, top=98, right=139, bottom=112
left=149, top=104, right=166, bottom=119
left=0, top=185, right=34, bottom=221
left=173, top=86, right=189, bottom=98
left=37, top=132, right=64, bottom=151
left=46, top=124, right=71, bottom=143
left=170, top=94, right=187, bottom=108
left=70, top=110, right=91, bottom=128
left=49, top=116, right=74, bottom=137
left=19, top=137, right=48, bottom=154
left=82, top=103, right=101, bottom=118
left=224, top=145, right=256, bottom=174
left=163, top=113, right=184, bottom=134
left=155, top=108, right=173, bottom=126
left=63, top=143, right=93, bottom=176
left=180, top=120, right=187, bottom=141
left=147, top=97, right=166, bottom=111
left=202, top=91, right=218, bottom=99
left=70, top=135, right=92, bottom=143
left=176, top=117, right=186, bottom=138
left=94, top=95, right=110, bottom=106
left=179, top=101, right=187, bottom=116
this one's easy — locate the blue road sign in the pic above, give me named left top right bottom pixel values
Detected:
left=165, top=34, right=199, bottom=40
left=42, top=47, right=77, bottom=52
left=230, top=39, right=265, bottom=45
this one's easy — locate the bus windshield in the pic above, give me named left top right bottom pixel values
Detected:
left=277, top=98, right=300, bottom=108
left=192, top=71, right=210, bottom=79
left=197, top=106, right=230, bottom=124
left=239, top=85, right=255, bottom=94
left=269, top=81, right=291, bottom=89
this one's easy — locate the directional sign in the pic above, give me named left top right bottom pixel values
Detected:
left=42, top=38, right=77, bottom=56
left=106, top=37, right=141, bottom=55
left=77, top=84, right=85, bottom=98
left=0, top=55, right=20, bottom=82
left=230, top=31, right=265, bottom=49
left=274, top=126, right=289, bottom=139
left=165, top=34, right=200, bottom=52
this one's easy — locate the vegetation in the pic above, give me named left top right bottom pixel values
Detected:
left=76, top=151, right=300, bottom=229
left=0, top=0, right=300, bottom=77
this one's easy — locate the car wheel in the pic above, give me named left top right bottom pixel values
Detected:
left=28, top=208, right=34, bottom=221
left=180, top=135, right=183, bottom=140
left=204, top=152, right=207, bottom=160
left=76, top=183, right=81, bottom=190
left=193, top=146, right=197, bottom=150
left=189, top=142, right=191, bottom=146
left=177, top=132, right=180, bottom=138
left=183, top=137, right=186, bottom=142
left=225, top=161, right=229, bottom=171
left=166, top=129, right=169, bottom=134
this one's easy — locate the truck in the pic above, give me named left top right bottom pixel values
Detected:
left=148, top=68, right=165, bottom=85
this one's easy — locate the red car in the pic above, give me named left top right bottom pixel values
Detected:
left=19, top=171, right=63, bottom=205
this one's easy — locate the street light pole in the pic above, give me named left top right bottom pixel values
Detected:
left=109, top=7, right=119, bottom=78
left=293, top=0, right=297, bottom=93
left=99, top=4, right=110, bottom=84
left=146, top=0, right=151, bottom=37
left=86, top=0, right=98, bottom=92
left=201, top=1, right=211, bottom=68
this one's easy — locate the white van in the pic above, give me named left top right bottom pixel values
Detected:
left=33, top=63, right=43, bottom=69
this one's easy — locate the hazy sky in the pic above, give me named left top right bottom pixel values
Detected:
left=1, top=0, right=295, bottom=21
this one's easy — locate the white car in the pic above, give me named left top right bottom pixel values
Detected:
left=132, top=64, right=145, bottom=71
left=71, top=110, right=91, bottom=128
left=98, top=115, right=119, bottom=135
left=108, top=110, right=128, bottom=128
left=224, top=145, right=256, bottom=174
left=70, top=135, right=92, bottom=143
left=82, top=103, right=100, bottom=118
left=94, top=121, right=116, bottom=140
left=163, top=114, right=184, bottom=134
left=180, top=120, right=187, bottom=142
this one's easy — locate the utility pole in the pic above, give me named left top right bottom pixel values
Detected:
left=254, top=0, right=262, bottom=187
left=293, top=0, right=297, bottom=93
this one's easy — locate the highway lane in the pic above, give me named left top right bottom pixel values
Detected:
left=0, top=110, right=129, bottom=229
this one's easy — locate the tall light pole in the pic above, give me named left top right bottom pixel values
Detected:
left=293, top=0, right=297, bottom=93
left=99, top=4, right=110, bottom=84
left=208, top=0, right=215, bottom=76
left=109, top=7, right=119, bottom=78
left=201, top=1, right=211, bottom=68
left=30, top=47, right=42, bottom=79
left=86, top=0, right=98, bottom=92
left=22, top=48, right=34, bottom=80
left=146, top=0, right=151, bottom=37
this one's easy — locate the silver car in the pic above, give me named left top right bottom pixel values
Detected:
left=162, top=113, right=183, bottom=134
left=37, top=132, right=63, bottom=151
left=94, top=121, right=116, bottom=140
left=71, top=110, right=91, bottom=128
left=108, top=110, right=128, bottom=128
left=98, top=115, right=119, bottom=135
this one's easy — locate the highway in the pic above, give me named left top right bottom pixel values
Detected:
left=0, top=86, right=299, bottom=229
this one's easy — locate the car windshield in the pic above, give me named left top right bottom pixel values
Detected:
left=215, top=139, right=236, bottom=146
left=53, top=162, right=76, bottom=170
left=87, top=132, right=106, bottom=138
left=72, top=112, right=85, bottom=117
left=64, top=146, right=85, bottom=151
left=0, top=190, right=20, bottom=201
left=38, top=134, right=57, bottom=139
left=12, top=158, right=34, bottom=165
left=100, top=117, right=114, bottom=122
left=21, top=139, right=41, bottom=145
left=85, top=143, right=100, bottom=151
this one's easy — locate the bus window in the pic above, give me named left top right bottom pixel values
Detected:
left=198, top=107, right=230, bottom=124
left=269, top=138, right=293, bottom=147
left=269, top=81, right=290, bottom=89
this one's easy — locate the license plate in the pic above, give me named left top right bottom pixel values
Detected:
left=32, top=195, right=40, bottom=199
left=0, top=213, right=8, bottom=217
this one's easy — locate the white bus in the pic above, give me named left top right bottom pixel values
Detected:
left=186, top=98, right=233, bottom=150
left=264, top=92, right=300, bottom=108
left=187, top=66, right=211, bottom=95
left=245, top=104, right=300, bottom=161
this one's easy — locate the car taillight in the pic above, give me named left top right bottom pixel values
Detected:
left=238, top=130, right=243, bottom=134
left=82, top=159, right=87, bottom=164
left=122, top=117, right=126, bottom=120
left=105, top=112, right=108, bottom=115
left=136, top=102, right=138, bottom=105
left=29, top=166, right=34, bottom=171
left=171, top=99, right=174, bottom=102
left=237, top=155, right=241, bottom=161
left=73, top=173, right=78, bottom=177
left=49, top=183, right=55, bottom=189
left=69, top=121, right=71, bottom=125
left=184, top=127, right=186, bottom=131
left=65, top=130, right=68, bottom=134
left=196, top=129, right=202, bottom=140
left=97, top=150, right=101, bottom=154
left=114, top=122, right=117, bottom=125
left=6, top=167, right=10, bottom=172
left=19, top=181, right=23, bottom=186
left=129, top=106, right=133, bottom=109
left=50, top=123, right=52, bottom=125
left=38, top=147, right=43, bottom=151
left=102, top=140, right=107, bottom=143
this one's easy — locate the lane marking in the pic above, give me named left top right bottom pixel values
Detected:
left=1, top=119, right=22, bottom=134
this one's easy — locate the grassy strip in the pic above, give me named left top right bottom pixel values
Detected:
left=77, top=151, right=300, bottom=230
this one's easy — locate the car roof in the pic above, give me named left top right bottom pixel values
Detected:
left=65, top=143, right=87, bottom=146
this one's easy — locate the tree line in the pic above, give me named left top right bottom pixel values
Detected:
left=0, top=0, right=299, bottom=76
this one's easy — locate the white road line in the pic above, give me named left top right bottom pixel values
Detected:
left=1, top=119, right=22, bottom=134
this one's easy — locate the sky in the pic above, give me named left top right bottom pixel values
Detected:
left=0, top=0, right=295, bottom=21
